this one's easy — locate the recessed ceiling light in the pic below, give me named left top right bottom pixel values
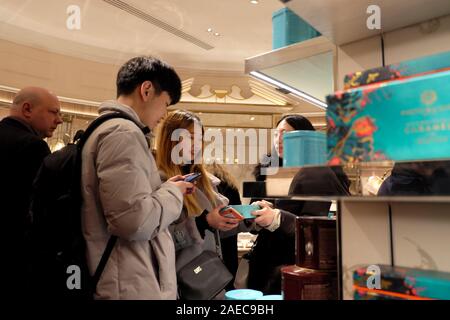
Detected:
left=250, top=116, right=255, bottom=121
left=207, top=28, right=212, bottom=32
left=214, top=32, right=220, bottom=36
left=250, top=0, right=259, bottom=4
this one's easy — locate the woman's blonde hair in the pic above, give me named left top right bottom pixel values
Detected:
left=156, top=110, right=217, bottom=216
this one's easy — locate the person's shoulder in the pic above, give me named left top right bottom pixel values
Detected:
left=92, top=117, right=145, bottom=146
left=97, top=116, right=142, bottom=134
left=26, top=137, right=51, bottom=157
left=0, top=119, right=33, bottom=140
left=13, top=126, right=48, bottom=150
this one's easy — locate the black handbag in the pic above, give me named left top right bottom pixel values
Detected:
left=177, top=250, right=233, bottom=300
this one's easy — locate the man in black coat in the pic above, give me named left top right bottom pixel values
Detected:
left=0, top=87, right=62, bottom=296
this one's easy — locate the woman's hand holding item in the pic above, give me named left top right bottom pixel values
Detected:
left=168, top=175, right=196, bottom=195
left=206, top=204, right=240, bottom=231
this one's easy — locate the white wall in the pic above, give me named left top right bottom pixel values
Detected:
left=336, top=14, right=450, bottom=90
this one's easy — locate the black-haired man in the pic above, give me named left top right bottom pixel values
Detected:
left=81, top=56, right=193, bottom=299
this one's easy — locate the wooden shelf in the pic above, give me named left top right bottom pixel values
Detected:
left=286, top=0, right=450, bottom=45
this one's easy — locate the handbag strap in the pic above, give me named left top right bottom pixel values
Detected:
left=213, top=230, right=224, bottom=260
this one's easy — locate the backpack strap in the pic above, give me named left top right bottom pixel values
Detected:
left=92, top=235, right=118, bottom=291
left=77, top=111, right=150, bottom=150
left=77, top=111, right=150, bottom=293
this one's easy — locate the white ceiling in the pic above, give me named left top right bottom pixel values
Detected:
left=0, top=0, right=284, bottom=72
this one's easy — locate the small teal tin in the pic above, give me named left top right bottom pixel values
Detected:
left=283, top=130, right=327, bottom=167
left=256, top=295, right=283, bottom=300
left=225, top=289, right=264, bottom=300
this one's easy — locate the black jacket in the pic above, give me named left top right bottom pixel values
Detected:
left=0, top=117, right=50, bottom=293
left=247, top=166, right=350, bottom=294
left=247, top=209, right=297, bottom=294
left=378, top=162, right=450, bottom=196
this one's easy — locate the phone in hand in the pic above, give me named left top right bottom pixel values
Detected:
left=220, top=205, right=260, bottom=220
left=219, top=206, right=244, bottom=221
left=184, top=172, right=202, bottom=183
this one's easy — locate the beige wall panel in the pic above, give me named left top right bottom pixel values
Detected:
left=340, top=201, right=391, bottom=300
left=0, top=39, right=118, bottom=101
left=336, top=36, right=382, bottom=91
left=384, top=15, right=450, bottom=64
left=391, top=203, right=450, bottom=273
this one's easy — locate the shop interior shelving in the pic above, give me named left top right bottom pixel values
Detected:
left=242, top=0, right=450, bottom=300
left=242, top=162, right=450, bottom=300
left=245, top=36, right=336, bottom=112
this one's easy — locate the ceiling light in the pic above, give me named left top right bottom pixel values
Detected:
left=250, top=116, right=255, bottom=121
left=249, top=71, right=328, bottom=109
left=214, top=32, right=220, bottom=36
left=207, top=28, right=212, bottom=32
left=250, top=0, right=259, bottom=4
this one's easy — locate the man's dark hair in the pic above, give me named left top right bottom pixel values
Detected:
left=116, top=56, right=182, bottom=105
left=277, top=114, right=315, bottom=131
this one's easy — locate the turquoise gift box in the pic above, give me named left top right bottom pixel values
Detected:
left=343, top=50, right=450, bottom=89
left=272, top=7, right=321, bottom=49
left=353, top=265, right=450, bottom=300
left=327, top=69, right=450, bottom=164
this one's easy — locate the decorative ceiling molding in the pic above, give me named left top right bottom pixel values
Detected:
left=0, top=85, right=99, bottom=117
left=181, top=78, right=194, bottom=94
left=180, top=78, right=295, bottom=106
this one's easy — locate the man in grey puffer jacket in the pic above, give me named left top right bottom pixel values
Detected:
left=81, top=56, right=194, bottom=299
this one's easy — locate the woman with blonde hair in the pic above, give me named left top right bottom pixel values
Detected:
left=156, top=110, right=240, bottom=298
